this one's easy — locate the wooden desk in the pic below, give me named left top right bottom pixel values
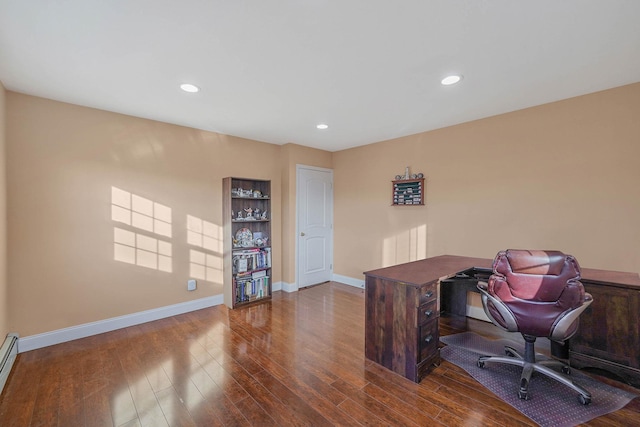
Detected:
left=364, top=255, right=640, bottom=386
left=570, top=267, right=640, bottom=387
left=364, top=255, right=491, bottom=382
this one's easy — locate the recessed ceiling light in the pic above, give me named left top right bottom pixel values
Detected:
left=180, top=83, right=199, bottom=93
left=316, top=123, right=329, bottom=130
left=441, top=75, right=462, bottom=86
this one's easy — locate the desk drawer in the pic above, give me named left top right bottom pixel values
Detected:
left=419, top=283, right=437, bottom=305
left=418, top=300, right=438, bottom=326
left=419, top=319, right=439, bottom=362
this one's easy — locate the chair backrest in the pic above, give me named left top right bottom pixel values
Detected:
left=492, top=249, right=581, bottom=302
left=487, top=249, right=587, bottom=338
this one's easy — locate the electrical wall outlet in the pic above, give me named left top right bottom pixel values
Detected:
left=187, top=279, right=197, bottom=291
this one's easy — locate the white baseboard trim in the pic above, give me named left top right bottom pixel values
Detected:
left=281, top=276, right=365, bottom=292
left=19, top=295, right=224, bottom=353
left=0, top=333, right=19, bottom=395
left=271, top=280, right=283, bottom=292
left=279, top=281, right=298, bottom=293
left=332, top=274, right=365, bottom=289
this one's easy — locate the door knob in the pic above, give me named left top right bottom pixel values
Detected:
left=300, top=232, right=306, bottom=236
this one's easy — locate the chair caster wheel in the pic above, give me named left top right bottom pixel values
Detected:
left=477, top=360, right=485, bottom=368
left=578, top=395, right=591, bottom=405
left=518, top=378, right=530, bottom=400
left=562, top=366, right=571, bottom=375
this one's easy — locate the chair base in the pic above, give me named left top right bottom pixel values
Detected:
left=477, top=336, right=592, bottom=405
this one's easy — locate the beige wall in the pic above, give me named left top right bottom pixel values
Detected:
left=280, top=144, right=332, bottom=284
left=5, top=82, right=639, bottom=339
left=0, top=82, right=7, bottom=338
left=333, top=83, right=640, bottom=279
left=6, top=93, right=282, bottom=336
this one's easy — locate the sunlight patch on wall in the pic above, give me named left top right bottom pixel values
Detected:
left=186, top=215, right=221, bottom=252
left=189, top=249, right=222, bottom=283
left=114, top=228, right=172, bottom=272
left=187, top=214, right=223, bottom=284
left=382, top=224, right=427, bottom=267
left=111, top=187, right=173, bottom=272
left=112, top=187, right=172, bottom=237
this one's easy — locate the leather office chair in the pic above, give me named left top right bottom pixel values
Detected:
left=477, top=249, right=593, bottom=405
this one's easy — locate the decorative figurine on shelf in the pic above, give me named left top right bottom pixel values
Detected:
left=236, top=211, right=243, bottom=220
left=244, top=207, right=254, bottom=220
left=252, top=190, right=262, bottom=198
left=254, top=232, right=264, bottom=247
left=261, top=211, right=268, bottom=220
left=255, top=236, right=269, bottom=247
left=254, top=208, right=261, bottom=219
left=394, top=166, right=424, bottom=181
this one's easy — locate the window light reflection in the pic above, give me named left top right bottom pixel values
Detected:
left=187, top=215, right=223, bottom=283
left=382, top=224, right=427, bottom=267
left=111, top=186, right=173, bottom=272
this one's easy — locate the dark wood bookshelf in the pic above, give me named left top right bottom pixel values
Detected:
left=223, top=177, right=272, bottom=308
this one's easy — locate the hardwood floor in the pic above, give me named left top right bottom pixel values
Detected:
left=0, top=282, right=638, bottom=426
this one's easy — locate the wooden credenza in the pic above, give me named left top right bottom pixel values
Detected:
left=364, top=255, right=640, bottom=386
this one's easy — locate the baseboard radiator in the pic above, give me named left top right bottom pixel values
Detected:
left=0, top=333, right=19, bottom=395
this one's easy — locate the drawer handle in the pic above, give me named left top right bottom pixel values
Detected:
left=424, top=291, right=433, bottom=298
left=424, top=335, right=433, bottom=344
left=424, top=309, right=433, bottom=317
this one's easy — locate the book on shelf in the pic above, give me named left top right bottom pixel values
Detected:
left=252, top=269, right=267, bottom=279
left=236, top=258, right=248, bottom=273
left=232, top=247, right=271, bottom=274
left=234, top=275, right=270, bottom=303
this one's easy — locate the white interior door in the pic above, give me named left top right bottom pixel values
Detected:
left=297, top=165, right=333, bottom=288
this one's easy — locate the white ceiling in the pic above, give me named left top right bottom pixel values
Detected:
left=1, top=1, right=639, bottom=152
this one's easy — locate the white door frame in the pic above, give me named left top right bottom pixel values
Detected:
left=295, top=164, right=334, bottom=290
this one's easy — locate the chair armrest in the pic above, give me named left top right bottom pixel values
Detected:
left=550, top=292, right=593, bottom=341
left=477, top=281, right=519, bottom=332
